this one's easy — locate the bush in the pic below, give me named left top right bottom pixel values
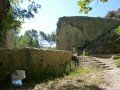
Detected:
left=116, top=58, right=120, bottom=67
left=115, top=26, right=120, bottom=35
left=82, top=50, right=89, bottom=56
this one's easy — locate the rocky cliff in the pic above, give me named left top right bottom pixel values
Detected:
left=86, top=29, right=120, bottom=54
left=56, top=16, right=120, bottom=54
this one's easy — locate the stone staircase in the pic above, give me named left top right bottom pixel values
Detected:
left=78, top=56, right=113, bottom=70
left=92, top=57, right=114, bottom=70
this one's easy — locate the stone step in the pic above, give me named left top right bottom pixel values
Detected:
left=106, top=67, right=113, bottom=70
left=102, top=65, right=110, bottom=68
left=113, top=56, right=120, bottom=59
left=99, top=63, right=106, bottom=65
left=95, top=61, right=103, bottom=63
left=92, top=59, right=100, bottom=61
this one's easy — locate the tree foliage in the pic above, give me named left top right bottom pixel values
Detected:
left=77, top=0, right=108, bottom=14
left=0, top=0, right=10, bottom=22
left=14, top=34, right=30, bottom=48
left=39, top=31, right=56, bottom=47
left=115, top=26, right=120, bottom=36
left=10, top=0, right=31, bottom=5
left=14, top=29, right=39, bottom=48
left=12, top=1, right=41, bottom=20
left=0, top=0, right=41, bottom=32
left=39, top=31, right=48, bottom=41
left=14, top=30, right=56, bottom=48
left=47, top=31, right=56, bottom=47
left=25, top=29, right=39, bottom=47
left=0, top=9, right=22, bottom=31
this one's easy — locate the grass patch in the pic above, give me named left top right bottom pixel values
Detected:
left=69, top=67, right=91, bottom=77
left=69, top=67, right=103, bottom=77
left=116, top=58, right=120, bottom=67
left=91, top=76, right=105, bottom=86
left=69, top=67, right=104, bottom=86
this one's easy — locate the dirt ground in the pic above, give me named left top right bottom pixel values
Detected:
left=33, top=57, right=120, bottom=90
left=95, top=57, right=120, bottom=90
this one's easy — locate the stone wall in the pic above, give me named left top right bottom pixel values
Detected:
left=0, top=48, right=72, bottom=86
left=56, top=16, right=120, bottom=54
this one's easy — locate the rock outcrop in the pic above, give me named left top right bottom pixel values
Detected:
left=56, top=16, right=120, bottom=54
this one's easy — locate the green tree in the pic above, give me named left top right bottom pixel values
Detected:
left=39, top=31, right=48, bottom=47
left=39, top=31, right=56, bottom=48
left=0, top=0, right=41, bottom=48
left=39, top=31, right=48, bottom=40
left=25, top=29, right=39, bottom=47
left=0, top=0, right=10, bottom=22
left=15, top=34, right=30, bottom=48
left=46, top=31, right=56, bottom=47
left=14, top=30, right=56, bottom=48
left=77, top=0, right=108, bottom=14
left=115, top=26, right=120, bottom=35
left=13, top=28, right=21, bottom=48
left=0, top=0, right=32, bottom=22
left=14, top=29, right=40, bottom=48
left=0, top=0, right=41, bottom=32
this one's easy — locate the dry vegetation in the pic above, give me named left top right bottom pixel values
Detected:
left=20, top=67, right=104, bottom=90
left=2, top=66, right=104, bottom=90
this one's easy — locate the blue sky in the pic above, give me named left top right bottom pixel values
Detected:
left=20, top=0, right=120, bottom=34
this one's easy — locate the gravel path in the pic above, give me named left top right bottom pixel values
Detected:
left=102, top=68, right=120, bottom=90
left=94, top=57, right=120, bottom=90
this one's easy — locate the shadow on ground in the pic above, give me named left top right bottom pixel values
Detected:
left=55, top=84, right=102, bottom=90
left=0, top=81, right=103, bottom=90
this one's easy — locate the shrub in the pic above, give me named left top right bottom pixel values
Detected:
left=82, top=50, right=89, bottom=56
left=115, top=26, right=120, bottom=35
left=116, top=58, right=120, bottom=67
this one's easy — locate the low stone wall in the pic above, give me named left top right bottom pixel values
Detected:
left=0, top=48, right=72, bottom=86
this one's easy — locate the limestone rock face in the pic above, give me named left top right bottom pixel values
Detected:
left=86, top=31, right=120, bottom=54
left=56, top=16, right=120, bottom=54
left=105, top=8, right=120, bottom=19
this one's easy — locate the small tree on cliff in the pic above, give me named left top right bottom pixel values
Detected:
left=105, top=8, right=120, bottom=19
left=77, top=0, right=108, bottom=14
